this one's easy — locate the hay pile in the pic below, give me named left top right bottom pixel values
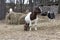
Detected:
left=18, top=14, right=26, bottom=24
left=5, top=12, right=26, bottom=25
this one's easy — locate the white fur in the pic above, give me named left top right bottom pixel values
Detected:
left=25, top=12, right=38, bottom=31
left=9, top=8, right=13, bottom=13
left=39, top=7, right=42, bottom=12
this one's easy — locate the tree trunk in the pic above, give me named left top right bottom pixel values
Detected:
left=58, top=0, right=60, bottom=13
left=20, top=0, right=23, bottom=13
left=29, top=0, right=33, bottom=12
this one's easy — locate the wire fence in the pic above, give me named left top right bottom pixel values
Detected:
left=0, top=0, right=59, bottom=20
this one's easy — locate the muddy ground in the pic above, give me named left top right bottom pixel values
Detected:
left=0, top=14, right=60, bottom=40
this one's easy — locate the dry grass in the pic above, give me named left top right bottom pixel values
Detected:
left=5, top=13, right=26, bottom=25
left=1, top=13, right=60, bottom=40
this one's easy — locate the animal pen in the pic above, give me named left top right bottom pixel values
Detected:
left=0, top=0, right=60, bottom=40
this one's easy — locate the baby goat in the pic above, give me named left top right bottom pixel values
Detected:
left=24, top=6, right=41, bottom=31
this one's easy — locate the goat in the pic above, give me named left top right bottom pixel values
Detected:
left=24, top=6, right=41, bottom=31
left=47, top=11, right=55, bottom=22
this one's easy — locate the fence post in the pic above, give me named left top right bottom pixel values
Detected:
left=29, top=0, right=33, bottom=12
left=58, top=0, right=60, bottom=13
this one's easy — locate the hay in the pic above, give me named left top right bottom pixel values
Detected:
left=18, top=14, right=26, bottom=24
left=5, top=12, right=25, bottom=25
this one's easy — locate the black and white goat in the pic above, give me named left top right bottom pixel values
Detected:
left=47, top=11, right=55, bottom=22
left=24, top=6, right=41, bottom=31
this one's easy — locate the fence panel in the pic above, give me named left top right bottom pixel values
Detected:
left=0, top=0, right=6, bottom=20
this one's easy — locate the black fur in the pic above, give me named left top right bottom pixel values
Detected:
left=48, top=12, right=55, bottom=19
left=30, top=6, right=41, bottom=20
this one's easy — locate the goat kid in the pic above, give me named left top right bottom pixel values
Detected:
left=25, top=12, right=38, bottom=31
left=24, top=6, right=41, bottom=31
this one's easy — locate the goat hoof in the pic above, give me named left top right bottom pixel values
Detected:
left=29, top=28, right=32, bottom=31
left=35, top=27, right=37, bottom=30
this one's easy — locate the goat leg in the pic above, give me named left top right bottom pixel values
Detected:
left=24, top=23, right=30, bottom=31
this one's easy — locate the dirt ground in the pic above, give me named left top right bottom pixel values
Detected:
left=0, top=14, right=60, bottom=40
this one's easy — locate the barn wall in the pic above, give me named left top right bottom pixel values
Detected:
left=0, top=0, right=6, bottom=20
